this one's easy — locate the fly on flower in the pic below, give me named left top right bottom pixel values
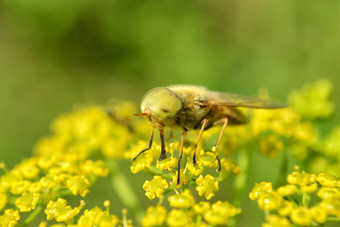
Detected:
left=134, top=85, right=286, bottom=184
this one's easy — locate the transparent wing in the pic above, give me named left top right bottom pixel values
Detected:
left=197, top=92, right=287, bottom=109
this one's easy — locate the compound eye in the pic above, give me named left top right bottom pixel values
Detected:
left=141, top=88, right=182, bottom=119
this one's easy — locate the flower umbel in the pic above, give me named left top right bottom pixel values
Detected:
left=251, top=168, right=340, bottom=226
left=142, top=206, right=167, bottom=227
left=45, top=198, right=85, bottom=222
left=196, top=175, right=219, bottom=200
left=143, top=176, right=169, bottom=200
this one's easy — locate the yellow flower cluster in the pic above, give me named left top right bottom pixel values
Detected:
left=288, top=79, right=333, bottom=120
left=1, top=79, right=340, bottom=226
left=39, top=200, right=126, bottom=227
left=209, top=80, right=336, bottom=161
left=142, top=199, right=241, bottom=226
left=219, top=103, right=318, bottom=159
left=0, top=101, right=242, bottom=226
left=250, top=167, right=340, bottom=226
left=45, top=198, right=85, bottom=222
left=0, top=104, right=138, bottom=226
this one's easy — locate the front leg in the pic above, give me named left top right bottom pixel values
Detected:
left=177, top=130, right=188, bottom=185
left=159, top=127, right=167, bottom=161
left=213, top=117, right=228, bottom=171
left=133, top=127, right=154, bottom=161
left=193, top=118, right=208, bottom=165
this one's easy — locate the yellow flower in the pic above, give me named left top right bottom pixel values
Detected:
left=15, top=192, right=40, bottom=212
left=143, top=176, right=169, bottom=200
left=37, top=153, right=58, bottom=170
left=300, top=182, right=318, bottom=194
left=125, top=141, right=155, bottom=160
left=220, top=127, right=247, bottom=155
left=28, top=182, right=42, bottom=193
left=262, top=215, right=291, bottom=227
left=81, top=160, right=109, bottom=177
left=0, top=209, right=20, bottom=227
left=168, top=189, right=195, bottom=208
left=93, top=213, right=120, bottom=227
left=187, top=161, right=204, bottom=176
left=320, top=126, right=340, bottom=159
left=277, top=184, right=297, bottom=197
left=249, top=182, right=272, bottom=200
left=0, top=192, right=8, bottom=210
left=204, top=209, right=228, bottom=225
left=278, top=200, right=294, bottom=216
left=287, top=170, right=317, bottom=186
left=259, top=135, right=284, bottom=158
left=45, top=198, right=85, bottom=222
left=66, top=175, right=91, bottom=197
left=103, top=200, right=110, bottom=208
left=197, top=150, right=218, bottom=168
left=166, top=209, right=190, bottom=227
left=156, top=157, right=178, bottom=170
left=257, top=191, right=283, bottom=211
left=317, top=187, right=340, bottom=201
left=251, top=108, right=299, bottom=137
left=40, top=175, right=61, bottom=189
left=318, top=200, right=340, bottom=217
left=10, top=180, right=31, bottom=195
left=38, top=221, right=48, bottom=227
left=193, top=201, right=210, bottom=214
left=17, top=158, right=40, bottom=180
left=289, top=207, right=312, bottom=226
left=317, top=173, right=339, bottom=187
left=39, top=222, right=67, bottom=227
left=293, top=122, right=317, bottom=142
left=77, top=207, right=119, bottom=227
left=142, top=206, right=167, bottom=227
left=130, top=154, right=153, bottom=173
left=172, top=169, right=189, bottom=186
left=204, top=201, right=241, bottom=225
left=195, top=175, right=219, bottom=200
left=310, top=206, right=327, bottom=224
left=0, top=170, right=22, bottom=189
left=0, top=162, right=6, bottom=169
left=102, top=137, right=129, bottom=159
left=220, top=158, right=241, bottom=176
left=288, top=79, right=334, bottom=119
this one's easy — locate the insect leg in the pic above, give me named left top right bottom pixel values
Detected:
left=192, top=118, right=208, bottom=165
left=159, top=127, right=167, bottom=161
left=213, top=118, right=229, bottom=171
left=177, top=130, right=188, bottom=185
left=133, top=127, right=154, bottom=161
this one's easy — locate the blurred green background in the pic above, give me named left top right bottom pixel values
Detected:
left=1, top=0, right=340, bottom=226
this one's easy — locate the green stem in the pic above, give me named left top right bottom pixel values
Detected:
left=275, top=149, right=288, bottom=187
left=229, top=149, right=252, bottom=227
left=57, top=189, right=74, bottom=198
left=20, top=205, right=43, bottom=227
left=106, top=160, right=144, bottom=223
left=146, top=165, right=173, bottom=179
left=301, top=193, right=310, bottom=207
left=326, top=217, right=340, bottom=222
left=233, top=149, right=252, bottom=207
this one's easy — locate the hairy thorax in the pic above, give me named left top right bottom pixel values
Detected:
left=167, top=85, right=211, bottom=130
